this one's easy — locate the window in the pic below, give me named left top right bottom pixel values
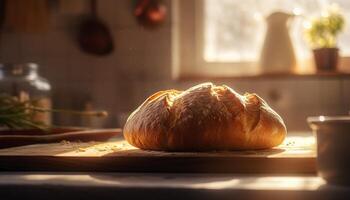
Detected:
left=172, top=0, right=350, bottom=79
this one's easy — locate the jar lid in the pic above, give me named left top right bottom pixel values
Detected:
left=0, top=63, right=38, bottom=76
left=0, top=63, right=38, bottom=70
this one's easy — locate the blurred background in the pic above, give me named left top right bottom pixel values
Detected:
left=0, top=0, right=349, bottom=131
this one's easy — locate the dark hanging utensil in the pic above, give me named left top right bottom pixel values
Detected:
left=0, top=0, right=5, bottom=28
left=78, top=0, right=113, bottom=56
left=134, top=0, right=166, bottom=29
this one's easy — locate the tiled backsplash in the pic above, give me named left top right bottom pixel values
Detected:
left=0, top=0, right=348, bottom=131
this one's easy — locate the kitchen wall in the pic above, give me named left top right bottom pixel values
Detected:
left=0, top=0, right=349, bottom=131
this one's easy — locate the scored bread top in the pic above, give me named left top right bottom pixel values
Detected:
left=124, top=82, right=286, bottom=151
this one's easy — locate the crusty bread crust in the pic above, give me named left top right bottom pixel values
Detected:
left=123, top=83, right=286, bottom=151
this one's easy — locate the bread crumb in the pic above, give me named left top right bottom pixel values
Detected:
left=60, top=140, right=71, bottom=145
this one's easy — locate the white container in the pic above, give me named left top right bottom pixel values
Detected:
left=260, top=12, right=296, bottom=73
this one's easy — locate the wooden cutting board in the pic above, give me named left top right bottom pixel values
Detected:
left=0, top=134, right=316, bottom=174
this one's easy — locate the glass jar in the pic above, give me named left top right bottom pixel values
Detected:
left=0, top=63, right=52, bottom=125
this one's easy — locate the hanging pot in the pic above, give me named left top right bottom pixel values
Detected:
left=134, top=0, right=166, bottom=29
left=78, top=0, right=114, bottom=56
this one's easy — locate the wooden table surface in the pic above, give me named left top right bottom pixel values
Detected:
left=0, top=172, right=350, bottom=200
left=0, top=132, right=316, bottom=174
left=1, top=132, right=349, bottom=199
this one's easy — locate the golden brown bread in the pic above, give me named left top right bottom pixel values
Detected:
left=123, top=83, right=286, bottom=151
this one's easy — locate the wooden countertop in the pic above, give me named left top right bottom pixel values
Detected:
left=0, top=172, right=349, bottom=200
left=0, top=132, right=348, bottom=199
left=0, top=133, right=316, bottom=174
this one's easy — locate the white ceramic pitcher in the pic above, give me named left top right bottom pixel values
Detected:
left=259, top=12, right=296, bottom=73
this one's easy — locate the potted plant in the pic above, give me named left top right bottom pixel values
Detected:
left=305, top=7, right=345, bottom=71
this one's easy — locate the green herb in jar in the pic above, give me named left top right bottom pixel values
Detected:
left=0, top=94, right=108, bottom=130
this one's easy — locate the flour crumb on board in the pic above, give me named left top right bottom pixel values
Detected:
left=78, top=148, right=86, bottom=152
left=285, top=141, right=296, bottom=146
left=74, top=143, right=123, bottom=153
left=59, top=140, right=131, bottom=153
left=60, top=140, right=71, bottom=145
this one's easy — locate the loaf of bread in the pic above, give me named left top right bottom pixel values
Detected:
left=124, top=83, right=286, bottom=151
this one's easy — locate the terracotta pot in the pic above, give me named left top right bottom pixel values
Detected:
left=313, top=47, right=339, bottom=71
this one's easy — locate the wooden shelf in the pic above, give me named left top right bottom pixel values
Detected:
left=178, top=71, right=350, bottom=81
